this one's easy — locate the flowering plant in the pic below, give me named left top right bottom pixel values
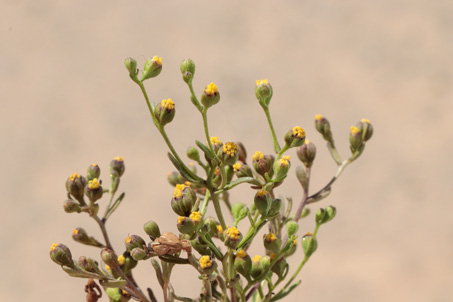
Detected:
left=50, top=56, right=373, bottom=302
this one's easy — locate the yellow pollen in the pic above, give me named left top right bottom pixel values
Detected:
left=205, top=83, right=219, bottom=95
left=226, top=227, right=241, bottom=240
left=252, top=151, right=264, bottom=161
left=214, top=167, right=220, bottom=176
left=233, top=162, right=242, bottom=172
left=185, top=181, right=192, bottom=187
left=293, top=239, right=298, bottom=245
left=210, top=136, right=222, bottom=145
left=92, top=163, right=98, bottom=167
left=173, top=184, right=187, bottom=198
left=256, top=189, right=268, bottom=197
left=252, top=255, right=262, bottom=263
left=305, top=232, right=313, bottom=236
left=315, top=114, right=323, bottom=121
left=282, top=155, right=290, bottom=161
left=190, top=212, right=201, bottom=223
left=177, top=216, right=185, bottom=224
left=68, top=172, right=80, bottom=182
left=270, top=252, right=277, bottom=260
left=292, top=126, right=306, bottom=139
left=118, top=255, right=125, bottom=266
left=125, top=235, right=132, bottom=244
left=223, top=142, right=238, bottom=157
left=50, top=243, right=58, bottom=252
left=152, top=56, right=162, bottom=65
left=72, top=229, right=79, bottom=236
left=114, top=156, right=124, bottom=162
left=304, top=139, right=310, bottom=144
left=161, top=98, right=175, bottom=110
left=88, top=178, right=100, bottom=189
left=236, top=249, right=247, bottom=258
left=255, top=79, right=269, bottom=86
left=265, top=233, right=277, bottom=242
left=361, top=118, right=371, bottom=123
left=105, top=264, right=111, bottom=272
left=280, top=159, right=289, bottom=166
left=217, top=225, right=223, bottom=234
left=199, top=255, right=213, bottom=269
left=350, top=126, right=360, bottom=135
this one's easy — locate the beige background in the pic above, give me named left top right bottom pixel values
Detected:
left=2, top=1, right=453, bottom=301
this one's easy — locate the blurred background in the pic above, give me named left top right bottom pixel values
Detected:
left=2, top=0, right=453, bottom=301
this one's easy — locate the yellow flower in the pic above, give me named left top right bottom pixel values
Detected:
left=236, top=249, right=247, bottom=259
left=68, top=172, right=80, bottom=182
left=350, top=126, right=360, bottom=135
left=252, top=151, right=264, bottom=161
left=233, top=162, right=242, bottom=172
left=255, top=79, right=269, bottom=86
left=205, top=83, right=219, bottom=96
left=315, top=114, right=323, bottom=121
left=113, top=157, right=124, bottom=162
left=223, top=142, right=238, bottom=158
left=173, top=184, right=187, bottom=199
left=152, top=55, right=162, bottom=66
left=161, top=98, right=175, bottom=110
left=88, top=178, right=100, bottom=189
left=292, top=126, right=306, bottom=139
left=252, top=255, right=262, bottom=263
left=118, top=255, right=125, bottom=266
left=190, top=211, right=201, bottom=223
left=199, top=255, right=213, bottom=269
left=225, top=227, right=241, bottom=240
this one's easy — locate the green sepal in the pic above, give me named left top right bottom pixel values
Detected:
left=99, top=278, right=127, bottom=288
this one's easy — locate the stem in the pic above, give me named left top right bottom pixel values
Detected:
left=211, top=189, right=227, bottom=231
left=276, top=256, right=309, bottom=296
left=263, top=107, right=281, bottom=153
left=92, top=215, right=113, bottom=250
left=200, top=190, right=211, bottom=217
left=203, top=279, right=213, bottom=302
left=308, top=158, right=351, bottom=200
left=202, top=107, right=214, bottom=152
left=188, top=81, right=203, bottom=112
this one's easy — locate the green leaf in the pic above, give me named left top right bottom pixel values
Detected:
left=195, top=140, right=216, bottom=162
left=104, top=192, right=125, bottom=221
left=167, top=153, right=204, bottom=183
left=270, top=281, right=301, bottom=301
left=99, top=278, right=127, bottom=288
left=61, top=265, right=102, bottom=279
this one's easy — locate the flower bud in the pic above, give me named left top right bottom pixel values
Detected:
left=300, top=207, right=310, bottom=219
left=72, top=228, right=92, bottom=245
left=191, top=237, right=211, bottom=255
left=167, top=171, right=185, bottom=187
left=177, top=216, right=196, bottom=235
left=251, top=255, right=263, bottom=279
left=255, top=79, right=273, bottom=107
left=302, top=233, right=317, bottom=258
left=268, top=198, right=282, bottom=216
left=101, top=248, right=119, bottom=268
left=357, top=118, right=373, bottom=142
left=110, top=157, right=125, bottom=177
left=234, top=250, right=252, bottom=279
left=252, top=152, right=274, bottom=177
left=65, top=173, right=86, bottom=202
left=63, top=199, right=81, bottom=213
left=233, top=162, right=253, bottom=178
left=154, top=99, right=175, bottom=126
left=273, top=155, right=291, bottom=180
left=236, top=142, right=247, bottom=163
left=124, top=57, right=138, bottom=77
left=144, top=220, right=161, bottom=240
left=349, top=126, right=363, bottom=153
left=49, top=243, right=74, bottom=267
left=210, top=136, right=223, bottom=153
left=224, top=227, right=242, bottom=249
left=217, top=142, right=239, bottom=166
left=78, top=256, right=98, bottom=273
left=316, top=206, right=336, bottom=224
left=180, top=58, right=196, bottom=84
left=297, top=140, right=316, bottom=168
left=284, top=239, right=298, bottom=257
left=125, top=235, right=147, bottom=252
left=199, top=255, right=216, bottom=274
left=203, top=217, right=218, bottom=237
left=171, top=184, right=197, bottom=216
left=284, top=126, right=306, bottom=148
left=186, top=146, right=200, bottom=161
left=254, top=189, right=272, bottom=216
left=232, top=203, right=248, bottom=222
left=200, top=83, right=220, bottom=108
left=263, top=233, right=281, bottom=253
left=259, top=256, right=271, bottom=273
left=85, top=178, right=103, bottom=203
left=130, top=248, right=147, bottom=261
left=314, top=115, right=334, bottom=144
left=141, top=56, right=162, bottom=81
left=295, top=166, right=308, bottom=190
left=286, top=221, right=299, bottom=237
left=121, top=252, right=138, bottom=274
left=87, top=163, right=101, bottom=181
left=271, top=256, right=288, bottom=279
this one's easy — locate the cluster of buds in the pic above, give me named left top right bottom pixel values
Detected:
left=349, top=119, right=373, bottom=153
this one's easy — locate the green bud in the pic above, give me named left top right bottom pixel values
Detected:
left=252, top=152, right=274, bottom=177
left=314, top=115, right=334, bottom=144
left=251, top=255, right=263, bottom=279
left=273, top=155, right=291, bottom=181
left=63, top=199, right=81, bottom=213
left=232, top=203, right=248, bottom=222
left=284, top=239, right=298, bottom=257
left=120, top=252, right=138, bottom=274
left=77, top=256, right=99, bottom=273
left=72, top=228, right=97, bottom=246
left=316, top=206, right=336, bottom=225
left=124, top=57, right=138, bottom=78
left=271, top=257, right=288, bottom=279
left=297, top=140, right=316, bottom=168
left=236, top=142, right=247, bottom=163
left=85, top=178, right=103, bottom=203
left=224, top=227, right=242, bottom=249
left=295, top=166, right=308, bottom=190
left=141, top=56, right=162, bottom=81
left=180, top=58, right=196, bottom=84
left=203, top=217, right=218, bottom=237
left=101, top=248, right=119, bottom=268
left=106, top=287, right=130, bottom=302
left=154, top=98, right=176, bottom=126
left=217, top=142, right=239, bottom=166
left=356, top=118, right=373, bottom=142
left=263, top=233, right=282, bottom=253
left=300, top=207, right=310, bottom=219
left=65, top=173, right=86, bottom=203
left=259, top=255, right=271, bottom=272
left=187, top=146, right=200, bottom=161
left=255, top=79, right=273, bottom=108
left=284, top=126, right=306, bottom=148
left=110, top=157, right=125, bottom=177
left=200, top=83, right=220, bottom=108
left=171, top=184, right=197, bottom=216
left=130, top=248, right=147, bottom=261
left=199, top=255, right=217, bottom=274
left=144, top=220, right=161, bottom=240
left=177, top=216, right=196, bottom=235
left=167, top=171, right=183, bottom=186
left=254, top=189, right=272, bottom=216
left=124, top=235, right=147, bottom=252
left=49, top=243, right=74, bottom=267
left=286, top=221, right=299, bottom=237
left=302, top=233, right=317, bottom=258
left=87, top=163, right=101, bottom=181
left=326, top=205, right=337, bottom=221
left=232, top=162, right=253, bottom=178
left=191, top=237, right=210, bottom=255
left=349, top=126, right=363, bottom=153
left=234, top=250, right=252, bottom=279
left=268, top=198, right=282, bottom=216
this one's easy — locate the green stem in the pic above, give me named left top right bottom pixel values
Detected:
left=200, top=190, right=211, bottom=217
left=263, top=107, right=281, bottom=153
left=202, top=107, right=214, bottom=152
left=188, top=81, right=203, bottom=112
left=275, top=256, right=309, bottom=297
left=211, top=189, right=227, bottom=231
left=275, top=145, right=289, bottom=161
left=92, top=215, right=113, bottom=250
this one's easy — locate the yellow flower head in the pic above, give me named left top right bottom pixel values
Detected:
left=190, top=211, right=201, bottom=223
left=177, top=216, right=185, bottom=225
left=233, top=162, right=242, bottom=172
left=265, top=233, right=277, bottom=243
left=236, top=249, right=247, bottom=259
left=152, top=56, right=162, bottom=66
left=280, top=155, right=290, bottom=166
left=361, top=118, right=371, bottom=123
left=350, top=126, right=360, bottom=135
left=118, top=254, right=125, bottom=266
left=161, top=98, right=175, bottom=110
left=88, top=178, right=100, bottom=189
left=216, top=225, right=223, bottom=234
left=270, top=252, right=277, bottom=261
left=225, top=227, right=241, bottom=240
left=252, top=255, right=262, bottom=263
left=72, top=229, right=79, bottom=236
left=92, top=163, right=98, bottom=167
left=205, top=83, right=219, bottom=96
left=114, top=156, right=124, bottom=162
left=199, top=255, right=213, bottom=269
left=125, top=235, right=132, bottom=244
left=304, top=139, right=310, bottom=145
left=68, top=172, right=80, bottom=182
left=50, top=243, right=58, bottom=252
left=315, top=114, right=323, bottom=121
left=223, top=142, right=238, bottom=158
left=210, top=136, right=222, bottom=145
left=252, top=151, right=264, bottom=161
left=293, top=239, right=298, bottom=245
left=214, top=167, right=220, bottom=176
left=105, top=264, right=111, bottom=272
left=173, top=184, right=187, bottom=199
left=292, top=126, right=306, bottom=139
left=256, top=189, right=268, bottom=197
left=255, top=79, right=269, bottom=86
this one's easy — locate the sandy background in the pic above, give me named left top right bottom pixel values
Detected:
left=2, top=1, right=453, bottom=301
